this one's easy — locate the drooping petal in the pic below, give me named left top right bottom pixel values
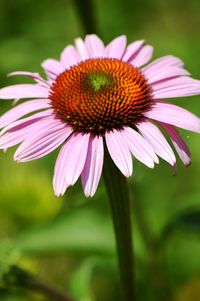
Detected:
left=142, top=55, right=184, bottom=74
left=53, top=143, right=69, bottom=197
left=121, top=127, right=158, bottom=168
left=144, top=101, right=200, bottom=133
left=41, top=59, right=65, bottom=80
left=60, top=45, right=80, bottom=68
left=137, top=120, right=176, bottom=165
left=53, top=144, right=70, bottom=197
left=145, top=67, right=190, bottom=85
left=105, top=35, right=127, bottom=59
left=0, top=84, right=49, bottom=100
left=105, top=129, right=133, bottom=177
left=81, top=135, right=104, bottom=197
left=14, top=118, right=71, bottom=162
left=0, top=121, right=43, bottom=150
left=159, top=122, right=191, bottom=166
left=130, top=45, right=153, bottom=68
left=122, top=40, right=145, bottom=62
left=0, top=126, right=32, bottom=150
left=8, top=71, right=49, bottom=87
left=53, top=132, right=90, bottom=196
left=0, top=110, right=54, bottom=149
left=85, top=34, right=105, bottom=58
left=1, top=109, right=53, bottom=134
left=152, top=76, right=200, bottom=98
left=75, top=37, right=90, bottom=60
left=0, top=99, right=51, bottom=128
left=15, top=128, right=70, bottom=162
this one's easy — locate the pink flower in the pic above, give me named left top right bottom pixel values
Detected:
left=0, top=35, right=200, bottom=197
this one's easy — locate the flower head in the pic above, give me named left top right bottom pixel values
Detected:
left=0, top=35, right=200, bottom=197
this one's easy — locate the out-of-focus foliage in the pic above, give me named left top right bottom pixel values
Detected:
left=0, top=241, right=20, bottom=282
left=0, top=0, right=200, bottom=300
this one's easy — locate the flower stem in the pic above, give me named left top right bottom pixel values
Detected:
left=73, top=0, right=97, bottom=34
left=103, top=150, right=135, bottom=301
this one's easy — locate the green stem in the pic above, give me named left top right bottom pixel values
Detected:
left=103, top=150, right=135, bottom=301
left=73, top=0, right=97, bottom=34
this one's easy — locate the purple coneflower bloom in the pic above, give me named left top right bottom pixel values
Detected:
left=0, top=35, right=200, bottom=197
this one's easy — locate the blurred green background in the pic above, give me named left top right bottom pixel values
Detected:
left=0, top=0, right=200, bottom=300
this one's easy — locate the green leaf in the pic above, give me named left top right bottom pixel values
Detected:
left=69, top=257, right=116, bottom=301
left=69, top=258, right=97, bottom=301
left=14, top=209, right=115, bottom=255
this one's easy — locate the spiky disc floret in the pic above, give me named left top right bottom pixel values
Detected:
left=50, top=58, right=152, bottom=134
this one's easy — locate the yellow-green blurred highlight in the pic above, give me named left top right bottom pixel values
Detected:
left=0, top=0, right=200, bottom=300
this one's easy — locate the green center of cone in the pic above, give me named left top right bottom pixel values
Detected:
left=86, top=72, right=114, bottom=93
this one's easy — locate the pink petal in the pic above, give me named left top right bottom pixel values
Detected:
left=75, top=38, right=90, bottom=60
left=144, top=101, right=200, bottom=133
left=130, top=45, right=153, bottom=68
left=0, top=124, right=39, bottom=150
left=81, top=135, right=104, bottom=197
left=121, top=127, right=158, bottom=168
left=53, top=132, right=90, bottom=196
left=8, top=71, right=49, bottom=87
left=0, top=99, right=51, bottom=128
left=142, top=55, right=184, bottom=74
left=137, top=120, right=176, bottom=165
left=159, top=122, right=191, bottom=166
left=105, top=35, right=127, bottom=59
left=1, top=109, right=53, bottom=135
left=85, top=34, right=105, bottom=57
left=41, top=59, right=65, bottom=80
left=53, top=146, right=69, bottom=196
left=0, top=110, right=54, bottom=149
left=145, top=67, right=190, bottom=85
left=105, top=129, right=133, bottom=177
left=122, top=40, right=145, bottom=62
left=60, top=45, right=80, bottom=68
left=0, top=128, right=30, bottom=150
left=152, top=76, right=200, bottom=98
left=53, top=143, right=70, bottom=197
left=14, top=118, right=71, bottom=162
left=0, top=84, right=49, bottom=99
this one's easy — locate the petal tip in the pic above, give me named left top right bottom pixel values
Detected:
left=84, top=191, right=93, bottom=198
left=185, top=159, right=192, bottom=167
left=14, top=157, right=21, bottom=163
